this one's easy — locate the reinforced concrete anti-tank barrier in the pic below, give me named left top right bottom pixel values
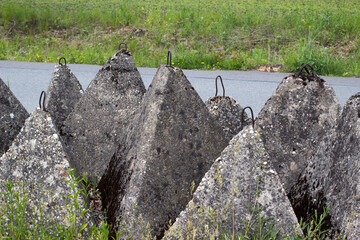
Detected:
left=2, top=45, right=360, bottom=239
left=0, top=90, right=90, bottom=231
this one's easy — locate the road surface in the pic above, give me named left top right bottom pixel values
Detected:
left=0, top=60, right=359, bottom=116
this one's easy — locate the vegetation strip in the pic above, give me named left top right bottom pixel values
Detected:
left=1, top=0, right=360, bottom=76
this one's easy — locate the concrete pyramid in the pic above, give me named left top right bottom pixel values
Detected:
left=255, top=72, right=340, bottom=194
left=45, top=60, right=83, bottom=131
left=0, top=108, right=87, bottom=228
left=0, top=77, right=29, bottom=156
left=61, top=49, right=146, bottom=181
left=164, top=126, right=301, bottom=239
left=301, top=93, right=360, bottom=238
left=99, top=65, right=228, bottom=238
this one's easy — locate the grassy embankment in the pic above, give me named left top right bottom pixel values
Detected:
left=1, top=0, right=360, bottom=76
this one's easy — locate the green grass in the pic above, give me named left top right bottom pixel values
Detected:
left=0, top=169, right=114, bottom=239
left=0, top=171, right=337, bottom=240
left=1, top=0, right=360, bottom=75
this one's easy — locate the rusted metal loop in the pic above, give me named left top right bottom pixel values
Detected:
left=296, top=64, right=311, bottom=77
left=215, top=75, right=225, bottom=97
left=118, top=42, right=127, bottom=51
left=167, top=50, right=172, bottom=67
left=296, top=64, right=323, bottom=85
left=297, top=63, right=320, bottom=78
left=240, top=106, right=255, bottom=131
left=59, top=57, right=66, bottom=66
left=304, top=64, right=319, bottom=78
left=39, top=91, right=46, bottom=111
left=302, top=63, right=311, bottom=75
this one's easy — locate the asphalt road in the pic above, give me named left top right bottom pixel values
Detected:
left=0, top=60, right=359, bottom=116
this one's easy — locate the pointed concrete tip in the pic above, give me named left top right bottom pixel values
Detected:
left=103, top=49, right=138, bottom=72
left=45, top=63, right=83, bottom=131
left=0, top=77, right=29, bottom=156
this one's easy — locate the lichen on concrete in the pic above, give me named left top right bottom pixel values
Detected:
left=0, top=109, right=88, bottom=230
left=163, top=126, right=301, bottom=239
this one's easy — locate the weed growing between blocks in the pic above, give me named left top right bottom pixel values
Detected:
left=161, top=130, right=342, bottom=240
left=0, top=165, right=348, bottom=240
left=162, top=130, right=282, bottom=239
left=0, top=168, right=114, bottom=239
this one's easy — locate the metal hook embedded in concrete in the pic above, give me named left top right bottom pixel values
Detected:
left=167, top=50, right=172, bottom=67
left=296, top=64, right=323, bottom=84
left=59, top=57, right=66, bottom=66
left=118, top=42, right=127, bottom=51
left=240, top=106, right=254, bottom=131
left=39, top=91, right=46, bottom=111
left=215, top=75, right=225, bottom=97
left=304, top=64, right=319, bottom=78
left=302, top=64, right=323, bottom=86
left=296, top=64, right=311, bottom=77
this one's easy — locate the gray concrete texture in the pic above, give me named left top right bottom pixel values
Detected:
left=255, top=74, right=340, bottom=195
left=0, top=109, right=88, bottom=229
left=205, top=96, right=249, bottom=143
left=0, top=77, right=29, bottom=156
left=1, top=59, right=360, bottom=239
left=98, top=65, right=228, bottom=239
left=61, top=49, right=146, bottom=181
left=45, top=63, right=84, bottom=131
left=164, top=126, right=301, bottom=240
left=299, top=93, right=360, bottom=238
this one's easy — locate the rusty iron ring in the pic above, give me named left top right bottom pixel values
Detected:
left=296, top=64, right=316, bottom=78
left=215, top=75, right=225, bottom=97
left=296, top=64, right=323, bottom=86
left=167, top=50, right=172, bottom=67
left=240, top=106, right=254, bottom=131
left=59, top=57, right=66, bottom=66
left=118, top=42, right=127, bottom=51
left=296, top=64, right=311, bottom=78
left=39, top=91, right=46, bottom=112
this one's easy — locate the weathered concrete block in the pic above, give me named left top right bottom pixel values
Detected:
left=255, top=73, right=340, bottom=194
left=303, top=93, right=360, bottom=238
left=0, top=109, right=88, bottom=229
left=0, top=77, right=29, bottom=156
left=205, top=96, right=247, bottom=142
left=45, top=61, right=83, bottom=131
left=164, top=126, right=301, bottom=239
left=61, top=49, right=146, bottom=181
left=98, top=65, right=227, bottom=239
left=288, top=115, right=338, bottom=228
